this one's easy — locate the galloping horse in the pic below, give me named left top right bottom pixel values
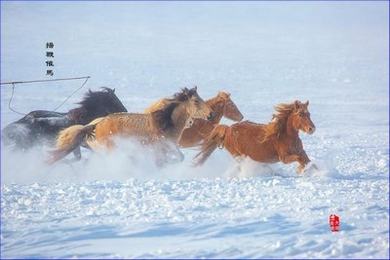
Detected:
left=145, top=91, right=243, bottom=147
left=194, top=100, right=316, bottom=173
left=49, top=87, right=214, bottom=164
left=2, top=87, right=127, bottom=151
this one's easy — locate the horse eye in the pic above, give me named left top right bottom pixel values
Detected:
left=299, top=112, right=305, bottom=117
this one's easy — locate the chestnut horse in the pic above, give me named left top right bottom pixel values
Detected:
left=145, top=91, right=244, bottom=147
left=49, top=87, right=213, bottom=164
left=194, top=100, right=316, bottom=173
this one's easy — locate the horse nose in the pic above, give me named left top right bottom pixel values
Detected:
left=308, top=126, right=316, bottom=134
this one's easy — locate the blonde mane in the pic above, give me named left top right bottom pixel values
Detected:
left=144, top=87, right=197, bottom=114
left=261, top=102, right=296, bottom=143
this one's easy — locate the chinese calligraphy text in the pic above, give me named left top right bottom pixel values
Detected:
left=46, top=42, right=54, bottom=76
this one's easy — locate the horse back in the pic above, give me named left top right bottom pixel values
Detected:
left=95, top=113, right=160, bottom=142
left=225, top=120, right=279, bottom=163
left=18, top=110, right=66, bottom=123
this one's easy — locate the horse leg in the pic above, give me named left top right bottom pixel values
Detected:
left=172, top=145, right=184, bottom=162
left=153, top=145, right=168, bottom=167
left=58, top=147, right=83, bottom=164
left=298, top=153, right=318, bottom=173
left=154, top=143, right=184, bottom=166
left=279, top=153, right=308, bottom=174
left=300, top=162, right=318, bottom=174
left=225, top=159, right=242, bottom=178
left=296, top=150, right=316, bottom=173
left=101, top=138, right=115, bottom=150
left=72, top=147, right=82, bottom=161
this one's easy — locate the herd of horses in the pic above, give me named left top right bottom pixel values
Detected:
left=2, top=86, right=316, bottom=173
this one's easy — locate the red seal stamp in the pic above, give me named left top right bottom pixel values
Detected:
left=329, top=214, right=340, bottom=232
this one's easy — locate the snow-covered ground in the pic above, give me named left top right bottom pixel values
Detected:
left=1, top=2, right=389, bottom=258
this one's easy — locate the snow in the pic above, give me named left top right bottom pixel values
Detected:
left=1, top=2, right=389, bottom=258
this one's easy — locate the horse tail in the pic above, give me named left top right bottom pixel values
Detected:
left=47, top=124, right=96, bottom=164
left=194, top=124, right=228, bottom=166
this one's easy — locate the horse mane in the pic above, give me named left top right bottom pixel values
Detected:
left=77, top=87, right=115, bottom=110
left=206, top=93, right=223, bottom=109
left=144, top=87, right=198, bottom=114
left=172, top=87, right=197, bottom=102
left=147, top=86, right=199, bottom=133
left=150, top=101, right=180, bottom=133
left=68, top=87, right=127, bottom=124
left=261, top=102, right=296, bottom=143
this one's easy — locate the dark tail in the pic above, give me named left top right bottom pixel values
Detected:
left=193, top=124, right=228, bottom=166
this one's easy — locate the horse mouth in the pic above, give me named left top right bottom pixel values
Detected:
left=235, top=114, right=244, bottom=121
left=306, top=127, right=316, bottom=134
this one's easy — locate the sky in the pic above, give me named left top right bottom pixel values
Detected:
left=1, top=1, right=388, bottom=123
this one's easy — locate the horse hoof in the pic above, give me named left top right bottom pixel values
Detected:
left=296, top=166, right=305, bottom=174
left=302, top=163, right=318, bottom=174
left=311, top=163, right=319, bottom=170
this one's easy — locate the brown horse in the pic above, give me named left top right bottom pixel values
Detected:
left=49, top=87, right=213, bottom=164
left=145, top=91, right=244, bottom=147
left=194, top=100, right=316, bottom=173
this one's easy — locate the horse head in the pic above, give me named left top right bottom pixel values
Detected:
left=76, top=87, right=127, bottom=124
left=1, top=122, right=32, bottom=149
left=172, top=86, right=214, bottom=122
left=290, top=100, right=315, bottom=135
left=217, top=91, right=243, bottom=122
left=99, top=87, right=128, bottom=112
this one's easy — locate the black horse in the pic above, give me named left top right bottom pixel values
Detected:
left=2, top=87, right=127, bottom=151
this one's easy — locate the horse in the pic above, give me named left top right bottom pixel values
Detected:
left=194, top=100, right=316, bottom=174
left=48, top=87, right=214, bottom=165
left=1, top=87, right=128, bottom=154
left=145, top=91, right=244, bottom=147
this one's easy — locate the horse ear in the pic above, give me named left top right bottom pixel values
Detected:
left=113, top=88, right=115, bottom=93
left=305, top=100, right=309, bottom=107
left=188, top=86, right=197, bottom=98
left=218, top=91, right=230, bottom=98
left=294, top=100, right=300, bottom=110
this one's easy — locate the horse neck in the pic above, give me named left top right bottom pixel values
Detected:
left=67, top=107, right=86, bottom=124
left=206, top=96, right=224, bottom=124
left=78, top=95, right=125, bottom=122
left=170, top=104, right=191, bottom=140
left=285, top=115, right=299, bottom=138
